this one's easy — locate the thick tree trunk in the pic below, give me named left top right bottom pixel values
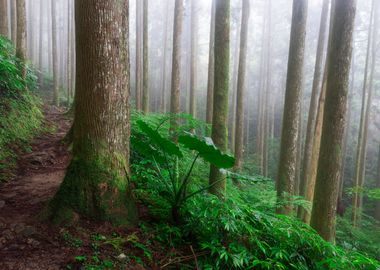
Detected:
left=51, top=0, right=59, bottom=106
left=209, top=0, right=230, bottom=197
left=142, top=0, right=149, bottom=114
left=0, top=0, right=8, bottom=36
left=170, top=0, right=184, bottom=132
left=206, top=0, right=216, bottom=127
left=298, top=0, right=329, bottom=219
left=189, top=0, right=197, bottom=119
left=276, top=0, right=308, bottom=215
left=16, top=0, right=26, bottom=78
left=50, top=0, right=136, bottom=225
left=233, top=0, right=250, bottom=172
left=310, top=0, right=356, bottom=242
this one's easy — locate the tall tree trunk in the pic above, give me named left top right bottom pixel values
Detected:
left=298, top=0, right=330, bottom=219
left=170, top=0, right=184, bottom=132
left=310, top=0, right=356, bottom=242
left=11, top=0, right=16, bottom=43
left=206, top=0, right=216, bottom=127
left=160, top=0, right=170, bottom=113
left=38, top=0, right=44, bottom=86
left=230, top=26, right=240, bottom=152
left=375, top=145, right=380, bottom=222
left=189, top=0, right=197, bottom=119
left=135, top=0, right=142, bottom=110
left=233, top=0, right=250, bottom=172
left=16, top=0, right=26, bottom=79
left=276, top=0, right=308, bottom=215
left=50, top=0, right=136, bottom=225
left=51, top=0, right=59, bottom=106
left=0, top=0, right=8, bottom=36
left=66, top=0, right=72, bottom=104
left=142, top=0, right=149, bottom=114
left=209, top=0, right=230, bottom=197
left=352, top=0, right=378, bottom=226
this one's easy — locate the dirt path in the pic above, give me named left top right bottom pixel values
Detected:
left=0, top=107, right=72, bottom=270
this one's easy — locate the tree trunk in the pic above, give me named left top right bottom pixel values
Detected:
left=50, top=0, right=136, bottom=225
left=11, top=0, right=16, bottom=43
left=38, top=0, right=44, bottom=86
left=297, top=0, right=330, bottom=219
left=209, top=0, right=230, bottom=197
left=233, top=0, right=250, bottom=172
left=189, top=0, right=197, bottom=119
left=310, top=0, right=356, bottom=242
left=51, top=0, right=59, bottom=106
left=276, top=0, right=308, bottom=215
left=160, top=0, right=170, bottom=113
left=0, top=0, right=8, bottom=36
left=135, top=0, right=142, bottom=111
left=16, top=0, right=26, bottom=79
left=205, top=0, right=216, bottom=127
left=170, top=0, right=184, bottom=133
left=142, top=0, right=149, bottom=114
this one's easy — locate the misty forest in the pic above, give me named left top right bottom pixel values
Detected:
left=1, top=0, right=380, bottom=269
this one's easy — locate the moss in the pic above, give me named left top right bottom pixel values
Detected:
left=49, top=153, right=137, bottom=227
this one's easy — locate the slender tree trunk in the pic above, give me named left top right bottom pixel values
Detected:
left=160, top=0, right=170, bottom=113
left=135, top=0, right=142, bottom=110
left=375, top=145, right=380, bottom=222
left=276, top=0, right=308, bottom=215
left=209, top=0, right=230, bottom=197
left=230, top=27, right=240, bottom=152
left=298, top=0, right=330, bottom=219
left=206, top=0, right=216, bottom=127
left=310, top=0, right=356, bottom=242
left=233, top=0, right=250, bottom=172
left=170, top=0, right=184, bottom=133
left=66, top=0, right=72, bottom=104
left=50, top=0, right=136, bottom=225
left=189, top=0, right=197, bottom=119
left=142, top=0, right=149, bottom=114
left=51, top=0, right=59, bottom=106
left=352, top=0, right=376, bottom=226
left=38, top=0, right=44, bottom=86
left=0, top=0, right=8, bottom=36
left=11, top=0, right=16, bottom=43
left=16, top=0, right=26, bottom=79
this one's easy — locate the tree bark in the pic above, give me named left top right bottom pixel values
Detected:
left=16, top=0, right=26, bottom=79
left=209, top=0, right=230, bottom=197
left=310, top=0, right=356, bottom=242
left=298, top=0, right=330, bottom=219
left=170, top=0, right=184, bottom=132
left=142, top=0, right=149, bottom=114
left=50, top=0, right=136, bottom=225
left=233, top=0, right=250, bottom=172
left=0, top=0, right=8, bottom=36
left=160, top=0, right=170, bottom=113
left=11, top=0, right=16, bottom=43
left=276, top=0, right=308, bottom=215
left=135, top=0, right=142, bottom=111
left=51, top=0, right=59, bottom=106
left=206, top=0, right=216, bottom=127
left=189, top=0, right=197, bottom=119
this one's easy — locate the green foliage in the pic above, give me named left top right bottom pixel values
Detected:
left=0, top=36, right=43, bottom=181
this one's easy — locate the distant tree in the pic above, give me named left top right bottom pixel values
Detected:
left=38, top=0, right=44, bottom=87
left=11, top=0, right=16, bottom=43
left=310, top=0, right=356, bottom=242
left=170, top=0, right=184, bottom=132
left=160, top=0, right=170, bottom=113
left=51, top=0, right=59, bottom=106
left=352, top=0, right=378, bottom=227
left=209, top=0, right=230, bottom=197
left=233, top=0, right=250, bottom=173
left=206, top=0, right=216, bottom=127
left=298, top=0, right=330, bottom=220
left=276, top=0, right=308, bottom=215
left=189, top=0, right=198, bottom=119
left=16, top=0, right=27, bottom=79
left=0, top=0, right=8, bottom=36
left=142, top=0, right=149, bottom=114
left=375, top=145, right=380, bottom=222
left=135, top=0, right=142, bottom=111
left=50, top=0, right=136, bottom=225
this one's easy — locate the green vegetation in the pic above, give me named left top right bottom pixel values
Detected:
left=0, top=36, right=43, bottom=181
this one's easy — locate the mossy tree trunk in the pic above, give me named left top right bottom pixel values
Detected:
left=142, top=0, right=149, bottom=114
left=170, top=0, right=184, bottom=132
left=206, top=0, right=216, bottom=127
left=298, top=0, right=329, bottom=220
left=51, top=0, right=59, bottom=106
left=209, top=0, right=230, bottom=197
left=50, top=0, right=137, bottom=226
left=310, top=0, right=356, bottom=242
left=233, top=0, right=250, bottom=172
left=0, top=0, right=8, bottom=37
left=276, top=0, right=308, bottom=215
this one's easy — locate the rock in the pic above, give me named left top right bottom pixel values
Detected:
left=116, top=253, right=127, bottom=261
left=0, top=200, right=5, bottom=208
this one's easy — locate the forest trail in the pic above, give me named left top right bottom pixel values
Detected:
left=0, top=107, right=71, bottom=270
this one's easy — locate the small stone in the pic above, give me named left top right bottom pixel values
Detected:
left=116, top=253, right=127, bottom=261
left=0, top=201, right=5, bottom=208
